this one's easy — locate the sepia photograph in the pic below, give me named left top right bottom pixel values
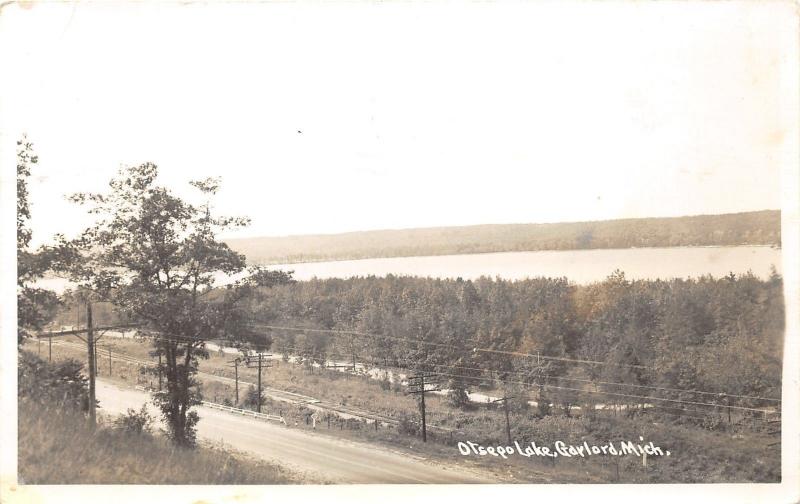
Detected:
left=1, top=1, right=798, bottom=503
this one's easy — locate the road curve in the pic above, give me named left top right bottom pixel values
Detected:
left=95, top=379, right=495, bottom=484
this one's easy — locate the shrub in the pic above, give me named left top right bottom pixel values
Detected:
left=537, top=393, right=552, bottom=417
left=114, top=405, right=154, bottom=435
left=397, top=413, right=418, bottom=436
left=446, top=387, right=471, bottom=409
left=242, top=385, right=265, bottom=410
left=18, top=351, right=89, bottom=412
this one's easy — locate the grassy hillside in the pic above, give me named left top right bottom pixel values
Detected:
left=17, top=352, right=297, bottom=484
left=226, top=210, right=781, bottom=265
left=18, top=398, right=299, bottom=484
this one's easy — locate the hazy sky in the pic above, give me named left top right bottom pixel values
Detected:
left=1, top=1, right=794, bottom=246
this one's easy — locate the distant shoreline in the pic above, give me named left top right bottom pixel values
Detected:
left=249, top=243, right=783, bottom=268
left=225, top=210, right=781, bottom=267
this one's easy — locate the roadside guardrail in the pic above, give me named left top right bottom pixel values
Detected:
left=201, top=401, right=285, bottom=424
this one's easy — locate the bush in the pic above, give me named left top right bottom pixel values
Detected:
left=537, top=393, right=552, bottom=417
left=242, top=385, right=265, bottom=410
left=18, top=350, right=90, bottom=412
left=446, top=387, right=472, bottom=409
left=397, top=413, right=419, bottom=436
left=113, top=405, right=154, bottom=435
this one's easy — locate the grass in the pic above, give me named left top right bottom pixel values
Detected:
left=18, top=398, right=298, bottom=484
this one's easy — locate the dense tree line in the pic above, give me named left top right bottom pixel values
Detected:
left=17, top=136, right=59, bottom=343
left=245, top=271, right=784, bottom=415
left=227, top=210, right=781, bottom=265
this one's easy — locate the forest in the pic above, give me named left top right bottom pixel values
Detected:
left=236, top=269, right=784, bottom=420
left=226, top=210, right=781, bottom=265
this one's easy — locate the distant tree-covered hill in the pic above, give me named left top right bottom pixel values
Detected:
left=225, top=210, right=781, bottom=265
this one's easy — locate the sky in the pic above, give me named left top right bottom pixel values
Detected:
left=0, top=1, right=795, bottom=247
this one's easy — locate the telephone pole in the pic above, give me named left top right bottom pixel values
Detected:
left=407, top=373, right=442, bottom=442
left=244, top=353, right=272, bottom=413
left=492, top=396, right=514, bottom=445
left=227, top=357, right=242, bottom=404
left=86, top=301, right=96, bottom=428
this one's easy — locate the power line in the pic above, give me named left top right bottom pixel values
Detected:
left=50, top=321, right=780, bottom=414
left=252, top=323, right=456, bottom=350
left=413, top=357, right=781, bottom=403
left=69, top=325, right=782, bottom=408
left=416, top=369, right=772, bottom=414
left=475, top=347, right=650, bottom=370
left=266, top=344, right=779, bottom=414
left=49, top=335, right=774, bottom=422
left=271, top=339, right=781, bottom=404
left=251, top=322, right=653, bottom=370
left=269, top=344, right=774, bottom=419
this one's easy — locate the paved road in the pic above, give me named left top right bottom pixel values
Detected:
left=95, top=379, right=495, bottom=484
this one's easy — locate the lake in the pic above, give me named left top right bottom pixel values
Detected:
left=268, top=246, right=782, bottom=284
left=35, top=246, right=782, bottom=292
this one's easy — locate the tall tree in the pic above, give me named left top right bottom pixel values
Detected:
left=60, top=163, right=278, bottom=446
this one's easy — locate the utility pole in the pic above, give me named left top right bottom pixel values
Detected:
left=245, top=353, right=272, bottom=413
left=725, top=394, right=731, bottom=423
left=492, top=396, right=514, bottom=445
left=86, top=301, right=96, bottom=428
left=227, top=357, right=241, bottom=404
left=407, top=373, right=442, bottom=443
left=33, top=321, right=139, bottom=428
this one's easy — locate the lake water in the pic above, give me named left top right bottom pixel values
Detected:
left=268, top=246, right=782, bottom=284
left=35, top=246, right=782, bottom=293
